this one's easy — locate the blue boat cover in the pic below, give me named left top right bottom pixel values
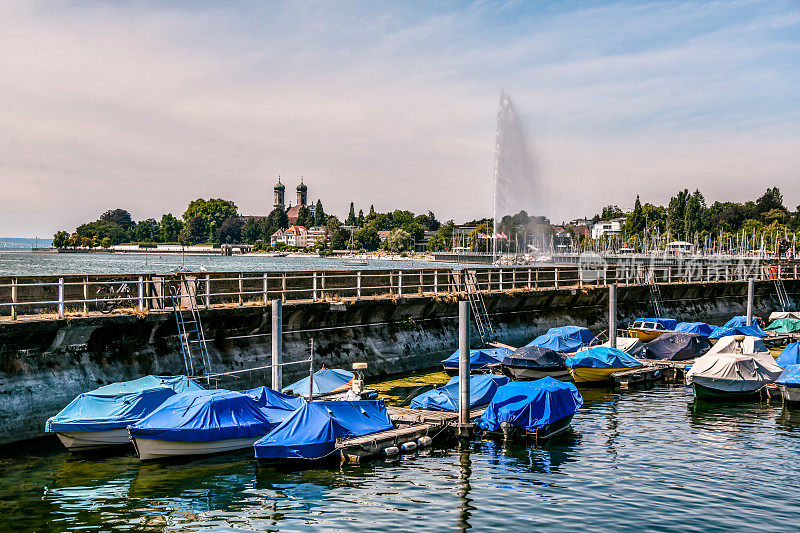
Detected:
left=128, top=389, right=299, bottom=443
left=245, top=386, right=308, bottom=410
left=527, top=326, right=595, bottom=353
left=282, top=368, right=354, bottom=396
left=708, top=324, right=767, bottom=339
left=642, top=332, right=710, bottom=361
left=409, top=374, right=510, bottom=411
left=635, top=318, right=677, bottom=330
left=441, top=348, right=511, bottom=370
left=476, top=378, right=583, bottom=433
left=674, top=322, right=714, bottom=337
left=564, top=346, right=642, bottom=369
left=776, top=342, right=800, bottom=368
left=253, top=400, right=393, bottom=460
left=723, top=316, right=758, bottom=328
left=776, top=364, right=800, bottom=387
left=45, top=375, right=204, bottom=433
left=501, top=346, right=566, bottom=369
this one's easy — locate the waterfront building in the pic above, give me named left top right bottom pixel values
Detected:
left=283, top=226, right=308, bottom=247
left=306, top=226, right=327, bottom=248
left=591, top=217, right=625, bottom=239
left=270, top=228, right=286, bottom=246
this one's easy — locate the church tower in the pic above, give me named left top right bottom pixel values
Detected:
left=274, top=178, right=285, bottom=209
left=296, top=178, right=308, bottom=207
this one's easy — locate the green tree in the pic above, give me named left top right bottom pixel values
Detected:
left=216, top=216, right=244, bottom=243
left=626, top=195, right=645, bottom=235
left=756, top=187, right=785, bottom=216
left=242, top=217, right=267, bottom=244
left=326, top=216, right=347, bottom=249
left=180, top=216, right=208, bottom=245
left=52, top=230, right=70, bottom=249
left=683, top=193, right=702, bottom=239
left=100, top=209, right=135, bottom=232
left=101, top=237, right=111, bottom=248
left=159, top=213, right=183, bottom=242
left=182, top=198, right=238, bottom=242
left=75, top=220, right=128, bottom=245
left=134, top=219, right=159, bottom=243
left=355, top=225, right=381, bottom=251
left=295, top=206, right=312, bottom=227
left=667, top=189, right=689, bottom=238
left=426, top=233, right=447, bottom=252
left=313, top=200, right=326, bottom=226
left=357, top=209, right=364, bottom=227
left=266, top=207, right=289, bottom=235
left=346, top=202, right=357, bottom=225
left=384, top=228, right=413, bottom=253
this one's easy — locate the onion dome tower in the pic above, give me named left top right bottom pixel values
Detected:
left=296, top=178, right=308, bottom=207
left=274, top=178, right=285, bottom=209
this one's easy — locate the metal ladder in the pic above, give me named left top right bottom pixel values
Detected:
left=765, top=265, right=793, bottom=311
left=646, top=269, right=665, bottom=318
left=167, top=276, right=211, bottom=377
left=463, top=270, right=494, bottom=344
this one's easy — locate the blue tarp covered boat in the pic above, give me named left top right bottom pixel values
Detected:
left=282, top=368, right=354, bottom=397
left=708, top=323, right=767, bottom=339
left=634, top=318, right=677, bottom=330
left=45, top=375, right=203, bottom=451
left=526, top=326, right=595, bottom=353
left=245, top=386, right=307, bottom=410
left=476, top=377, right=583, bottom=437
left=565, top=347, right=643, bottom=384
left=723, top=316, right=759, bottom=328
left=674, top=322, right=714, bottom=337
left=129, top=388, right=303, bottom=460
left=253, top=400, right=394, bottom=461
left=775, top=364, right=800, bottom=403
left=441, top=348, right=511, bottom=372
left=499, top=346, right=570, bottom=381
left=409, top=374, right=510, bottom=411
left=776, top=342, right=800, bottom=368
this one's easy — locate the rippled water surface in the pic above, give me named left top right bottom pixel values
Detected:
left=3, top=385, right=800, bottom=532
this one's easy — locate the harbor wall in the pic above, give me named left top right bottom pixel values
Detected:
left=0, top=279, right=797, bottom=445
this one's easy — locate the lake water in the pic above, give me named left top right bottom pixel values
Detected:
left=2, top=381, right=799, bottom=532
left=0, top=251, right=454, bottom=276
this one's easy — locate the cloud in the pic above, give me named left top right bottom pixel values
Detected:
left=0, top=0, right=798, bottom=236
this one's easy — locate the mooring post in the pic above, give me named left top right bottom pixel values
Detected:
left=746, top=278, right=754, bottom=326
left=308, top=338, right=315, bottom=402
left=357, top=270, right=362, bottom=299
left=58, top=277, right=64, bottom=319
left=138, top=276, right=144, bottom=312
left=457, top=300, right=473, bottom=438
left=10, top=277, right=17, bottom=321
left=271, top=299, right=282, bottom=390
left=82, top=276, right=88, bottom=316
left=263, top=273, right=268, bottom=305
left=205, top=274, right=210, bottom=309
left=609, top=284, right=617, bottom=348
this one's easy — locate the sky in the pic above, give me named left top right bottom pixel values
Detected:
left=1, top=0, right=798, bottom=236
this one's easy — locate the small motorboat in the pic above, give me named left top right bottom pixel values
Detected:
left=708, top=319, right=768, bottom=340
left=45, top=375, right=203, bottom=452
left=578, top=337, right=645, bottom=358
left=409, top=374, right=509, bottom=412
left=626, top=317, right=676, bottom=342
left=769, top=311, right=800, bottom=321
left=499, top=345, right=570, bottom=381
left=564, top=347, right=643, bottom=385
left=476, top=378, right=583, bottom=440
left=642, top=332, right=710, bottom=361
left=674, top=322, right=714, bottom=338
left=129, top=388, right=303, bottom=460
left=253, top=400, right=393, bottom=462
left=282, top=367, right=354, bottom=398
left=776, top=342, right=800, bottom=368
left=685, top=335, right=782, bottom=401
left=441, top=347, right=511, bottom=375
left=776, top=364, right=800, bottom=403
left=526, top=326, right=596, bottom=353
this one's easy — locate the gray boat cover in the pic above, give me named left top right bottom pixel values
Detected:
left=769, top=311, right=800, bottom=321
left=643, top=332, right=710, bottom=361
left=686, top=336, right=782, bottom=392
left=706, top=335, right=770, bottom=357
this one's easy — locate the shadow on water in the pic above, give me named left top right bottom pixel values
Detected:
left=687, top=396, right=779, bottom=433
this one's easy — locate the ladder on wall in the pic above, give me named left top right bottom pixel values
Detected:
left=464, top=270, right=494, bottom=344
left=646, top=269, right=665, bottom=318
left=167, top=276, right=211, bottom=378
left=764, top=265, right=793, bottom=311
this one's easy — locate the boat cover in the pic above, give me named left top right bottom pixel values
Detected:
left=634, top=318, right=677, bottom=330
left=409, top=374, right=510, bottom=411
left=706, top=335, right=770, bottom=357
left=442, top=348, right=512, bottom=370
left=765, top=318, right=800, bottom=333
left=501, top=346, right=566, bottom=369
left=45, top=375, right=204, bottom=433
left=245, top=386, right=307, bottom=410
left=776, top=342, right=800, bottom=368
left=770, top=311, right=800, bottom=321
left=564, top=346, right=642, bottom=369
left=476, top=378, right=583, bottom=433
left=708, top=324, right=767, bottom=339
left=723, top=316, right=759, bottom=328
left=526, top=326, right=595, bottom=353
left=776, top=364, right=800, bottom=387
left=686, top=352, right=783, bottom=392
left=252, top=400, right=393, bottom=460
left=128, top=389, right=299, bottom=443
left=282, top=368, right=354, bottom=396
left=675, top=322, right=714, bottom=337
left=578, top=337, right=645, bottom=358
left=642, top=332, right=710, bottom=361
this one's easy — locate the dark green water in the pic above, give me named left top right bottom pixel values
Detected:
left=3, top=385, right=800, bottom=532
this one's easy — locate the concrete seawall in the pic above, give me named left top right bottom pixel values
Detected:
left=0, top=279, right=796, bottom=445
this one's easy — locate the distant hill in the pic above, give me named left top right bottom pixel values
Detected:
left=0, top=237, right=54, bottom=249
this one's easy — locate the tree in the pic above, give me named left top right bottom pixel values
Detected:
left=160, top=213, right=183, bottom=242
left=134, top=219, right=159, bottom=243
left=53, top=231, right=70, bottom=249
left=756, top=187, right=785, bottom=216
left=357, top=209, right=364, bottom=227
left=243, top=217, right=267, bottom=244
left=626, top=195, right=645, bottom=236
left=100, top=209, right=135, bottom=231
left=216, top=216, right=244, bottom=243
left=355, top=225, right=381, bottom=251
left=427, top=211, right=441, bottom=231
left=101, top=237, right=111, bottom=249
left=180, top=216, right=208, bottom=245
left=295, top=206, right=312, bottom=228
left=384, top=228, right=413, bottom=253
left=683, top=193, right=702, bottom=238
left=183, top=198, right=238, bottom=242
left=667, top=189, right=689, bottom=238
left=313, top=200, right=326, bottom=226
left=326, top=216, right=347, bottom=249
left=266, top=207, right=289, bottom=235
left=75, top=220, right=128, bottom=245
left=426, top=233, right=447, bottom=252
left=346, top=202, right=357, bottom=225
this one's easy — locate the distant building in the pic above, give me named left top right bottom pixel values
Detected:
left=377, top=230, right=391, bottom=242
left=591, top=218, right=625, bottom=239
left=306, top=226, right=327, bottom=248
left=553, top=226, right=573, bottom=251
left=274, top=178, right=285, bottom=209
left=283, top=226, right=307, bottom=247
left=270, top=228, right=285, bottom=246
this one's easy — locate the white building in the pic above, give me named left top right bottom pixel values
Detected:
left=270, top=228, right=286, bottom=246
left=591, top=218, right=625, bottom=239
left=306, top=226, right=327, bottom=248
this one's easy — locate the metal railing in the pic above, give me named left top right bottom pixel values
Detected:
left=1, top=261, right=798, bottom=321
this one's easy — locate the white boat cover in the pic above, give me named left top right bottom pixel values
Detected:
left=687, top=336, right=782, bottom=392
left=770, top=311, right=800, bottom=321
left=578, top=337, right=644, bottom=356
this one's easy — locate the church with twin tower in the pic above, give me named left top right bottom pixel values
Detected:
left=274, top=177, right=312, bottom=226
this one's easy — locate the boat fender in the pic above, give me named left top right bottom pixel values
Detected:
left=417, top=436, right=433, bottom=448
left=400, top=441, right=417, bottom=452
left=383, top=446, right=399, bottom=457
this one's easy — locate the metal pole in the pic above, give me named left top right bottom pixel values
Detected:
left=138, top=276, right=144, bottom=312
left=746, top=278, right=754, bottom=326
left=10, top=277, right=17, bottom=321
left=205, top=274, right=210, bottom=309
left=271, top=299, right=282, bottom=390
left=308, top=338, right=315, bottom=402
left=82, top=276, right=88, bottom=316
left=58, top=278, right=64, bottom=318
left=609, top=284, right=617, bottom=348
left=458, top=301, right=471, bottom=430
left=357, top=270, right=362, bottom=299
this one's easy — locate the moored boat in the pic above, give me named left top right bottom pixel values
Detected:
left=626, top=318, right=676, bottom=342
left=409, top=374, right=509, bottom=411
left=499, top=345, right=570, bottom=381
left=776, top=342, right=800, bottom=368
left=526, top=326, right=596, bottom=353
left=476, top=377, right=583, bottom=440
left=441, top=347, right=511, bottom=376
left=282, top=367, right=354, bottom=398
left=642, top=332, right=710, bottom=361
left=564, top=347, right=643, bottom=385
left=776, top=364, right=800, bottom=403
left=45, top=375, right=203, bottom=452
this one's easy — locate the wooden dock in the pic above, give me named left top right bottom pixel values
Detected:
left=611, top=359, right=695, bottom=387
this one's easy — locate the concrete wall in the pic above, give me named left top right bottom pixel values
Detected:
left=0, top=279, right=797, bottom=445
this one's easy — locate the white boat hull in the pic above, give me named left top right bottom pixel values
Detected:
left=56, top=429, right=130, bottom=451
left=779, top=385, right=800, bottom=403
left=132, top=435, right=262, bottom=460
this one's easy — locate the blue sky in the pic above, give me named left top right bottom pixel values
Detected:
left=1, top=0, right=798, bottom=235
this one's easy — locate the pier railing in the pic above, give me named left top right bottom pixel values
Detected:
left=1, top=261, right=798, bottom=320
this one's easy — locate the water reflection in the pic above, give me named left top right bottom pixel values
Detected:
left=456, top=442, right=473, bottom=532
